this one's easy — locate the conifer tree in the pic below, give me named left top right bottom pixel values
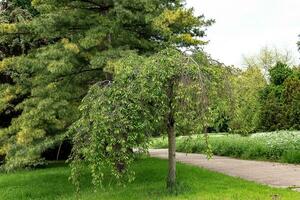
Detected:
left=0, top=0, right=37, bottom=166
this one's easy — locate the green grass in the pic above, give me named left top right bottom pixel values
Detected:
left=0, top=158, right=299, bottom=200
left=151, top=131, right=300, bottom=164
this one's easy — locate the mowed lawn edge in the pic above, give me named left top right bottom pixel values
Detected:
left=0, top=158, right=299, bottom=200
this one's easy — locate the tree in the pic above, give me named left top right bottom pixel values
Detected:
left=191, top=52, right=234, bottom=133
left=0, top=1, right=212, bottom=170
left=0, top=0, right=37, bottom=165
left=282, top=71, right=300, bottom=130
left=229, top=67, right=266, bottom=134
left=243, top=46, right=296, bottom=79
left=259, top=62, right=299, bottom=131
left=69, top=49, right=210, bottom=191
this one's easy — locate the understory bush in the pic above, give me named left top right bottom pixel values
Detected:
left=151, top=131, right=300, bottom=164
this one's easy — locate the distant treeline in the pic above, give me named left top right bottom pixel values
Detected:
left=204, top=61, right=300, bottom=135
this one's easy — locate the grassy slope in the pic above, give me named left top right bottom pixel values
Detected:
left=0, top=158, right=299, bottom=200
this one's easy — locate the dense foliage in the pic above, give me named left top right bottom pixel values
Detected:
left=69, top=49, right=212, bottom=189
left=152, top=131, right=300, bottom=164
left=229, top=67, right=266, bottom=134
left=0, top=0, right=212, bottom=170
left=205, top=54, right=300, bottom=135
left=0, top=0, right=38, bottom=166
left=176, top=49, right=300, bottom=136
left=191, top=53, right=233, bottom=134
left=259, top=63, right=300, bottom=131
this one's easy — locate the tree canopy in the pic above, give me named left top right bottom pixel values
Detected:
left=229, top=66, right=266, bottom=134
left=243, top=46, right=296, bottom=79
left=69, top=48, right=211, bottom=190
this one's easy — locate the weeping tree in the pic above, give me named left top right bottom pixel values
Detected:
left=69, top=49, right=210, bottom=191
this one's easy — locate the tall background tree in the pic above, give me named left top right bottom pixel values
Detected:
left=259, top=62, right=300, bottom=131
left=243, top=46, right=296, bottom=79
left=229, top=66, right=266, bottom=134
left=0, top=0, right=213, bottom=170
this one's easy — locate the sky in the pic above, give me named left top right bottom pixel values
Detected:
left=186, top=0, right=300, bottom=67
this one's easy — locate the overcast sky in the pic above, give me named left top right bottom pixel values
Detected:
left=186, top=0, right=300, bottom=66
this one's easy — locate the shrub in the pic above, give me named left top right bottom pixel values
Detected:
left=151, top=131, right=300, bottom=164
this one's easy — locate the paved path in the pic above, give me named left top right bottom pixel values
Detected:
left=149, top=149, right=300, bottom=192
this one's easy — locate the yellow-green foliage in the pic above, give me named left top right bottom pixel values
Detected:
left=153, top=8, right=213, bottom=46
left=0, top=24, right=18, bottom=34
left=230, top=67, right=267, bottom=134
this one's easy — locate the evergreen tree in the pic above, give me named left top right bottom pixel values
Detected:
left=282, top=69, right=300, bottom=130
left=0, top=0, right=212, bottom=170
left=259, top=62, right=299, bottom=131
left=0, top=0, right=37, bottom=165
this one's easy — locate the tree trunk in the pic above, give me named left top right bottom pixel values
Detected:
left=56, top=141, right=63, bottom=161
left=167, top=115, right=176, bottom=190
left=113, top=143, right=126, bottom=173
left=166, top=81, right=176, bottom=190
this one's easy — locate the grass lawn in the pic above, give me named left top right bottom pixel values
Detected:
left=0, top=158, right=299, bottom=200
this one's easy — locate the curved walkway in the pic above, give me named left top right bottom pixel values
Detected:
left=149, top=149, right=300, bottom=192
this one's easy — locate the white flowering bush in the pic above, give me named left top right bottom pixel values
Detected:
left=152, top=131, right=300, bottom=163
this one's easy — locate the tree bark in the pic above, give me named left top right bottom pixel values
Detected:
left=113, top=143, right=126, bottom=173
left=167, top=115, right=176, bottom=190
left=166, top=81, right=176, bottom=190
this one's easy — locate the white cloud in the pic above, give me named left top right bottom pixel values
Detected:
left=186, top=0, right=300, bottom=66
